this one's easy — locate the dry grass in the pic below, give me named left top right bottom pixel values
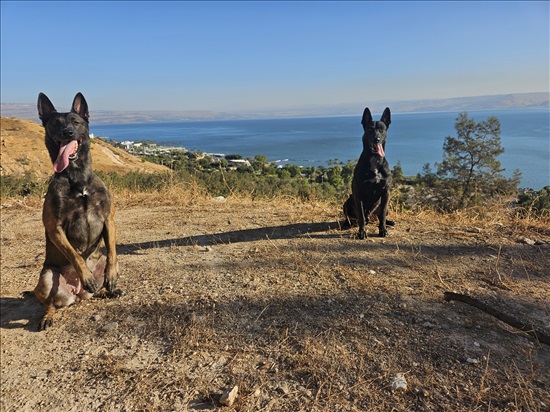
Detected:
left=1, top=188, right=549, bottom=411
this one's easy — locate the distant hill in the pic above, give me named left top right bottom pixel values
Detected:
left=0, top=117, right=170, bottom=178
left=385, top=92, right=550, bottom=113
left=1, top=92, right=548, bottom=124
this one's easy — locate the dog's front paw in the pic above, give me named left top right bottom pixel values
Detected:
left=104, top=276, right=118, bottom=293
left=94, top=288, right=124, bottom=299
left=82, top=276, right=100, bottom=294
left=358, top=229, right=367, bottom=239
left=378, top=229, right=388, bottom=237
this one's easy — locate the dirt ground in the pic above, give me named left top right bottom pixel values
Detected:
left=1, top=194, right=549, bottom=411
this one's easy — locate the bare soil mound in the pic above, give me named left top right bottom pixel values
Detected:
left=1, top=194, right=549, bottom=411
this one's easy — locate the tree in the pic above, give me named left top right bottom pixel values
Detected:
left=392, top=161, right=404, bottom=185
left=326, top=165, right=343, bottom=188
left=434, top=112, right=520, bottom=209
left=252, top=154, right=268, bottom=172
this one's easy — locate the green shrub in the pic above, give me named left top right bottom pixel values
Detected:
left=516, top=186, right=550, bottom=217
left=0, top=174, right=49, bottom=199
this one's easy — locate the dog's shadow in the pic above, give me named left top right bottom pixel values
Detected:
left=118, top=220, right=346, bottom=255
left=0, top=294, right=43, bottom=332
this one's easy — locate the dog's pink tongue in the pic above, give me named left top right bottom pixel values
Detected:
left=53, top=140, right=78, bottom=173
left=377, top=144, right=385, bottom=157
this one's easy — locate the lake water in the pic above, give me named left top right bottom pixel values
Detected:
left=91, top=108, right=549, bottom=190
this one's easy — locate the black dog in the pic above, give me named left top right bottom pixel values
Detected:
left=343, top=194, right=357, bottom=227
left=350, top=107, right=392, bottom=239
left=34, top=92, right=120, bottom=330
left=343, top=193, right=395, bottom=229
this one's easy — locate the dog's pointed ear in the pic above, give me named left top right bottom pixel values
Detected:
left=72, top=92, right=89, bottom=121
left=380, top=107, right=391, bottom=128
left=361, top=108, right=373, bottom=129
left=37, top=93, right=57, bottom=122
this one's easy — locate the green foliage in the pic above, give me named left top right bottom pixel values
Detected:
left=416, top=112, right=520, bottom=211
left=516, top=186, right=550, bottom=217
left=96, top=171, right=176, bottom=192
left=392, top=161, right=405, bottom=185
left=251, top=154, right=268, bottom=172
left=0, top=173, right=49, bottom=198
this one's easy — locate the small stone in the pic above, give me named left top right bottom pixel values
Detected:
left=212, top=196, right=226, bottom=202
left=390, top=373, right=408, bottom=391
left=466, top=357, right=480, bottom=364
left=219, top=385, right=238, bottom=406
left=91, top=314, right=101, bottom=322
left=277, top=381, right=290, bottom=395
left=100, top=321, right=118, bottom=332
left=519, top=237, right=536, bottom=245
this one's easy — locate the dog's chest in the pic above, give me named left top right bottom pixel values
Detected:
left=362, top=165, right=390, bottom=186
left=371, top=168, right=385, bottom=184
left=61, top=188, right=106, bottom=252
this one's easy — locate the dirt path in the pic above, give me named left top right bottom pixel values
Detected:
left=1, top=197, right=549, bottom=411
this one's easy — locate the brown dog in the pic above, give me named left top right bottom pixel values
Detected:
left=34, top=92, right=121, bottom=330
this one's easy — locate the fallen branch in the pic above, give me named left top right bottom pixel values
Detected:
left=443, top=292, right=550, bottom=346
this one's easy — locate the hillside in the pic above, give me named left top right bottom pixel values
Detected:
left=0, top=117, right=170, bottom=178
left=1, top=192, right=549, bottom=411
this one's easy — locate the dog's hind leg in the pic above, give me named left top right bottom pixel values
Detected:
left=38, top=303, right=57, bottom=331
left=34, top=266, right=80, bottom=330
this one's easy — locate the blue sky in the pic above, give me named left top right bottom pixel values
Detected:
left=1, top=1, right=548, bottom=112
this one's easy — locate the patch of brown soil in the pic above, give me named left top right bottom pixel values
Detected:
left=1, top=194, right=549, bottom=411
left=0, top=116, right=169, bottom=178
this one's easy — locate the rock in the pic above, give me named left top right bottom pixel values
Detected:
left=212, top=196, right=226, bottom=202
left=100, top=321, right=118, bottom=332
left=390, top=373, right=408, bottom=391
left=466, top=357, right=480, bottom=364
left=277, top=381, right=290, bottom=395
left=219, top=385, right=238, bottom=406
left=518, top=237, right=536, bottom=245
